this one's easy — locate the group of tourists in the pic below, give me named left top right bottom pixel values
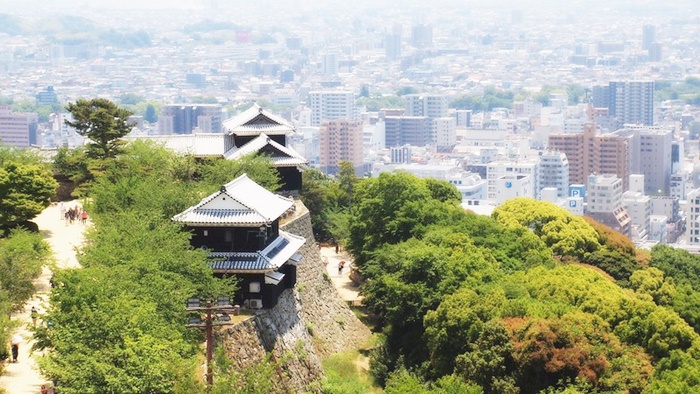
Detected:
left=59, top=203, right=88, bottom=225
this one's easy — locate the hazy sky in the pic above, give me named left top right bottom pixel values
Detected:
left=0, top=0, right=698, bottom=13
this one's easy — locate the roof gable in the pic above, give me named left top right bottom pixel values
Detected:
left=172, top=173, right=294, bottom=226
left=199, top=193, right=248, bottom=210
left=245, top=113, right=278, bottom=126
left=222, top=103, right=295, bottom=136
left=224, top=133, right=308, bottom=167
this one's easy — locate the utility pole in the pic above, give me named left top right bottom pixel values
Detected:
left=186, top=297, right=237, bottom=388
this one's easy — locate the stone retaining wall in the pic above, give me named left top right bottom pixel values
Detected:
left=215, top=201, right=371, bottom=392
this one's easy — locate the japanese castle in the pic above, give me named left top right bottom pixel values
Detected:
left=172, top=173, right=305, bottom=310
left=128, top=103, right=308, bottom=191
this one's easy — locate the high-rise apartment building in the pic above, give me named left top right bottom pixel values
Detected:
left=322, top=52, right=339, bottom=75
left=411, top=23, right=433, bottom=48
left=642, top=24, right=656, bottom=50
left=319, top=119, right=364, bottom=175
left=433, top=117, right=456, bottom=150
left=158, top=104, right=222, bottom=134
left=539, top=151, right=570, bottom=199
left=308, top=91, right=355, bottom=126
left=404, top=94, right=448, bottom=118
left=36, top=86, right=58, bottom=106
left=548, top=123, right=629, bottom=190
left=648, top=43, right=662, bottom=62
left=385, top=31, right=401, bottom=61
left=587, top=174, right=632, bottom=236
left=404, top=94, right=450, bottom=147
left=384, top=116, right=431, bottom=147
left=593, top=81, right=654, bottom=129
left=0, top=106, right=39, bottom=148
left=615, top=125, right=672, bottom=195
left=686, top=188, right=700, bottom=244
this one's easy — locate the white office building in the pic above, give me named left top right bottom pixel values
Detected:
left=404, top=94, right=449, bottom=118
left=487, top=160, right=539, bottom=201
left=686, top=188, right=700, bottom=244
left=616, top=125, right=673, bottom=195
left=587, top=174, right=632, bottom=236
left=539, top=151, right=569, bottom=199
left=494, top=174, right=533, bottom=205
left=622, top=190, right=651, bottom=241
left=433, top=117, right=456, bottom=149
left=671, top=172, right=694, bottom=201
left=308, top=91, right=356, bottom=126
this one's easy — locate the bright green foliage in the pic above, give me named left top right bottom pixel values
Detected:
left=671, top=284, right=700, bottom=333
left=450, top=214, right=552, bottom=272
left=650, top=244, right=700, bottom=290
left=337, top=161, right=358, bottom=208
left=39, top=270, right=195, bottom=394
left=582, top=216, right=640, bottom=284
left=455, top=320, right=518, bottom=393
left=363, top=234, right=503, bottom=370
left=0, top=229, right=52, bottom=312
left=616, top=307, right=696, bottom=361
left=53, top=146, right=91, bottom=197
left=88, top=142, right=199, bottom=218
left=648, top=245, right=700, bottom=333
left=347, top=172, right=464, bottom=268
left=629, top=268, right=675, bottom=306
left=320, top=351, right=380, bottom=394
left=492, top=198, right=600, bottom=258
left=424, top=289, right=494, bottom=376
left=423, top=178, right=461, bottom=204
left=195, top=153, right=280, bottom=193
left=0, top=162, right=57, bottom=228
left=423, top=266, right=662, bottom=391
left=299, top=169, right=336, bottom=240
left=384, top=369, right=483, bottom=394
left=65, top=98, right=134, bottom=160
left=348, top=187, right=700, bottom=392
left=0, top=229, right=51, bottom=362
left=37, top=143, right=240, bottom=393
left=647, top=350, right=700, bottom=392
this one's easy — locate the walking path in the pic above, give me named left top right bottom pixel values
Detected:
left=0, top=201, right=87, bottom=394
left=320, top=246, right=362, bottom=304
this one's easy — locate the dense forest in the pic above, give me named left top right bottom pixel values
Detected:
left=305, top=171, right=700, bottom=393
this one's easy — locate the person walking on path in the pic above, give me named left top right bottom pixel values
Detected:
left=0, top=199, right=88, bottom=393
left=10, top=334, right=21, bottom=363
left=30, top=307, right=38, bottom=328
left=30, top=307, right=38, bottom=327
left=338, top=260, right=346, bottom=276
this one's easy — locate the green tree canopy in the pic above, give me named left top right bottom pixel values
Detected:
left=492, top=198, right=600, bottom=259
left=38, top=142, right=239, bottom=393
left=65, top=98, right=134, bottom=160
left=0, top=161, right=57, bottom=228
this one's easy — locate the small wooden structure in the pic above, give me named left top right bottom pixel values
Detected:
left=173, top=174, right=305, bottom=309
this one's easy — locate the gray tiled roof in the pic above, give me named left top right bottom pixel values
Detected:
left=223, top=133, right=307, bottom=166
left=207, top=230, right=305, bottom=273
left=223, top=104, right=295, bottom=135
left=172, top=174, right=294, bottom=226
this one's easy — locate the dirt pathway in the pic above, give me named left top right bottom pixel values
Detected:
left=320, top=246, right=362, bottom=304
left=0, top=201, right=87, bottom=394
